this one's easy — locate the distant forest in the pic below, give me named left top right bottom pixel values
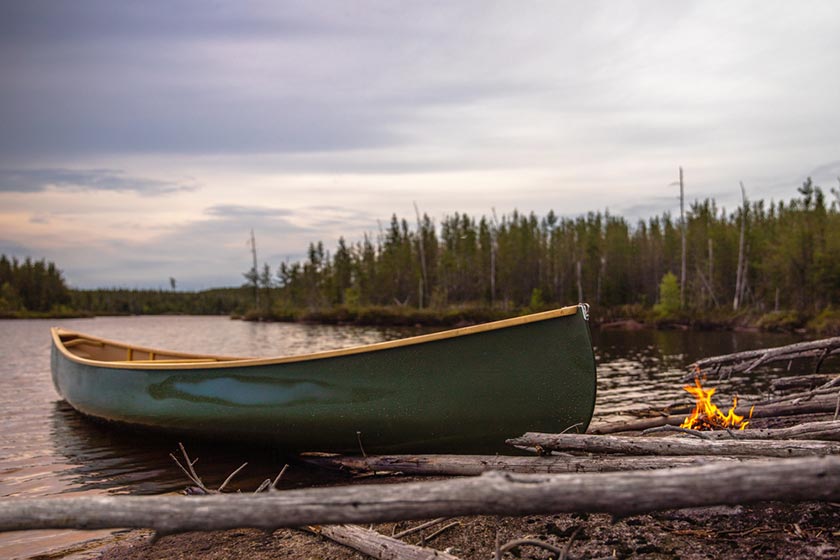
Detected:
left=3, top=178, right=839, bottom=330
left=0, top=255, right=249, bottom=317
left=247, top=178, right=840, bottom=329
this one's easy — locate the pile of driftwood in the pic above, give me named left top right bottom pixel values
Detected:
left=2, top=338, right=840, bottom=560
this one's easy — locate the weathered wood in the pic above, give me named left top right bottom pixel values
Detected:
left=305, top=453, right=744, bottom=476
left=748, top=387, right=840, bottom=407
left=309, top=524, right=460, bottom=560
left=588, top=416, right=684, bottom=435
left=682, top=337, right=840, bottom=380
left=700, top=420, right=840, bottom=441
left=1, top=457, right=838, bottom=532
left=507, top=432, right=840, bottom=457
left=772, top=374, right=838, bottom=392
left=588, top=397, right=839, bottom=434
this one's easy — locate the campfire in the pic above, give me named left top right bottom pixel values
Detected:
left=680, top=377, right=754, bottom=431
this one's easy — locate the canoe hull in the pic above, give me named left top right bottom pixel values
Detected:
left=51, top=309, right=596, bottom=453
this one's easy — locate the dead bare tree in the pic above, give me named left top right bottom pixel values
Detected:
left=733, top=182, right=748, bottom=311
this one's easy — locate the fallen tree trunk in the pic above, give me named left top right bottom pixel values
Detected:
left=308, top=524, right=460, bottom=560
left=507, top=432, right=840, bottom=457
left=304, top=453, right=743, bottom=476
left=588, top=397, right=838, bottom=434
left=1, top=457, right=838, bottom=532
left=682, top=337, right=840, bottom=380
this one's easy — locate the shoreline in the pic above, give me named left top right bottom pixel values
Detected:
left=5, top=304, right=838, bottom=336
left=236, top=304, right=840, bottom=336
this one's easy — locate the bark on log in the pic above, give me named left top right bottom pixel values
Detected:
left=682, top=337, right=840, bottom=380
left=507, top=432, right=840, bottom=457
left=1, top=457, right=838, bottom=532
left=772, top=374, right=839, bottom=392
left=305, top=454, right=743, bottom=476
left=309, top=524, right=460, bottom=560
left=588, top=397, right=838, bottom=434
left=701, top=420, right=840, bottom=441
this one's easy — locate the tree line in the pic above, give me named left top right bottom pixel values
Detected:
left=4, top=177, right=838, bottom=325
left=0, top=254, right=250, bottom=317
left=249, top=179, right=840, bottom=320
left=0, top=255, right=71, bottom=314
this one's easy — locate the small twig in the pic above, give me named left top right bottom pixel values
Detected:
left=270, top=464, right=289, bottom=491
left=834, top=391, right=839, bottom=421
left=560, top=526, right=582, bottom=560
left=217, top=462, right=248, bottom=493
left=169, top=453, right=202, bottom=489
left=815, top=348, right=830, bottom=373
left=356, top=431, right=367, bottom=458
left=641, top=425, right=713, bottom=440
left=498, top=537, right=565, bottom=557
left=169, top=445, right=209, bottom=493
left=494, top=529, right=501, bottom=560
left=819, top=377, right=840, bottom=390
left=255, top=479, right=271, bottom=493
left=393, top=517, right=449, bottom=539
left=561, top=422, right=584, bottom=435
left=416, top=521, right=460, bottom=545
left=179, top=442, right=206, bottom=489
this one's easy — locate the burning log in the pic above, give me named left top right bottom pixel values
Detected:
left=1, top=457, right=838, bottom=531
left=303, top=453, right=743, bottom=476
left=682, top=336, right=840, bottom=381
left=679, top=377, right=752, bottom=430
left=588, top=395, right=838, bottom=435
left=506, top=432, right=840, bottom=457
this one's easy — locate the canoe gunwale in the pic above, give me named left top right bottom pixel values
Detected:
left=51, top=305, right=583, bottom=371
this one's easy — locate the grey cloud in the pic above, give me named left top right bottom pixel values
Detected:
left=0, top=168, right=196, bottom=195
left=204, top=205, right=295, bottom=219
left=807, top=160, right=840, bottom=183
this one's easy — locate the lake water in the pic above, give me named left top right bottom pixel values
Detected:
left=0, top=315, right=826, bottom=558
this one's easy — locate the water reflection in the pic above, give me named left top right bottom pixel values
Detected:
left=49, top=401, right=338, bottom=497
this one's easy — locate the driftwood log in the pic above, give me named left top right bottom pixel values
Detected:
left=696, top=420, right=840, bottom=441
left=682, top=337, right=840, bottom=380
left=772, top=374, right=839, bottom=392
left=507, top=432, right=840, bottom=457
left=308, top=524, right=460, bottom=560
left=1, top=457, right=838, bottom=532
left=305, top=453, right=744, bottom=476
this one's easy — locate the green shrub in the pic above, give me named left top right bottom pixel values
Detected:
left=756, top=310, right=806, bottom=332
left=653, top=272, right=681, bottom=319
left=808, top=307, right=840, bottom=335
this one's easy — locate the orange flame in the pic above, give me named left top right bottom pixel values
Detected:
left=680, top=377, right=753, bottom=431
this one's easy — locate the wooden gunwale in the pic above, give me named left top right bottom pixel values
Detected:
left=51, top=305, right=581, bottom=371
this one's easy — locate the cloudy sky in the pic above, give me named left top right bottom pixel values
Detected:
left=1, top=1, right=839, bottom=289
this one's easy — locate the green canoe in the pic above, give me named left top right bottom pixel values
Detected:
left=51, top=305, right=596, bottom=453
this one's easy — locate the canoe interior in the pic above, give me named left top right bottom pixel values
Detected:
left=55, top=331, right=244, bottom=365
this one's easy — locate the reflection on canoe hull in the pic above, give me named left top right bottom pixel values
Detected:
left=50, top=306, right=596, bottom=454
